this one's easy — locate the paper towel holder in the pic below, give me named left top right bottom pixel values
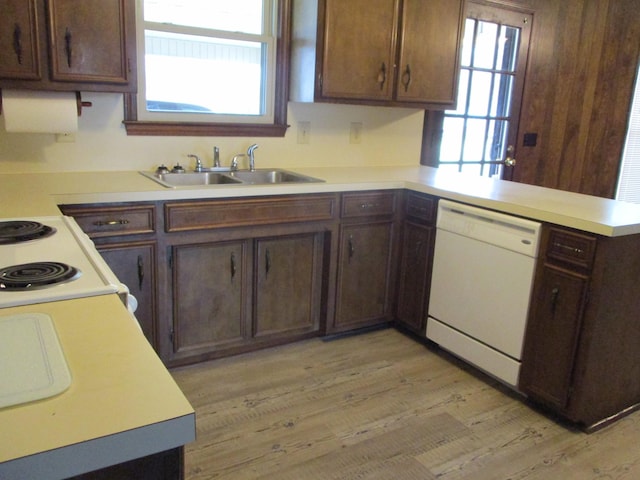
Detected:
left=0, top=90, right=92, bottom=116
left=75, top=92, right=92, bottom=116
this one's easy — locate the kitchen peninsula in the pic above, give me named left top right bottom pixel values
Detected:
left=2, top=164, right=640, bottom=478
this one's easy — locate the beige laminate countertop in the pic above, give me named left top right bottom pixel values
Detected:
left=2, top=166, right=640, bottom=236
left=0, top=295, right=195, bottom=479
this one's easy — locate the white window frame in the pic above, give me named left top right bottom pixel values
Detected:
left=134, top=0, right=278, bottom=125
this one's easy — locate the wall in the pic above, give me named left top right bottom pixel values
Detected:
left=512, top=0, right=640, bottom=198
left=0, top=95, right=425, bottom=173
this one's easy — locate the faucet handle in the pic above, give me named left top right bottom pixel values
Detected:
left=231, top=154, right=245, bottom=171
left=188, top=154, right=202, bottom=172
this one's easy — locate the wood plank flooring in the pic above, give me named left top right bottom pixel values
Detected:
left=170, top=328, right=640, bottom=479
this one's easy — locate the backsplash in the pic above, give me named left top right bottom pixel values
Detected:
left=0, top=93, right=424, bottom=173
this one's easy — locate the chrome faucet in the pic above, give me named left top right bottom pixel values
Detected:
left=188, top=154, right=203, bottom=172
left=213, top=146, right=220, bottom=168
left=231, top=154, right=245, bottom=171
left=247, top=144, right=259, bottom=172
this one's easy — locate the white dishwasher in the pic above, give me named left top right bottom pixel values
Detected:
left=426, top=200, right=541, bottom=389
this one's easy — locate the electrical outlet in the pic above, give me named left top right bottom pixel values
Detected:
left=297, top=121, right=310, bottom=144
left=350, top=122, right=363, bottom=144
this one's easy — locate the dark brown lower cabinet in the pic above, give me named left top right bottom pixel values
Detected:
left=168, top=232, right=326, bottom=365
left=520, top=225, right=640, bottom=430
left=395, top=221, right=434, bottom=334
left=395, top=192, right=437, bottom=334
left=98, top=241, right=157, bottom=348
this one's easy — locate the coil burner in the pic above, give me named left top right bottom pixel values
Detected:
left=0, top=262, right=81, bottom=290
left=0, top=221, right=56, bottom=245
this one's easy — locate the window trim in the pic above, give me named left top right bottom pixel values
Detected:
left=123, top=0, right=291, bottom=137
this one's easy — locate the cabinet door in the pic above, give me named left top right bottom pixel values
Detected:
left=254, top=233, right=323, bottom=338
left=98, top=242, right=157, bottom=349
left=171, top=241, right=249, bottom=357
left=47, top=0, right=132, bottom=85
left=396, top=221, right=434, bottom=333
left=0, top=0, right=41, bottom=80
left=335, top=221, right=394, bottom=329
left=519, top=264, right=589, bottom=410
left=319, top=0, right=399, bottom=101
left=396, top=0, right=463, bottom=105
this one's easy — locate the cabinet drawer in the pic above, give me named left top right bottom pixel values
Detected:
left=546, top=227, right=597, bottom=270
left=405, top=192, right=437, bottom=223
left=165, top=194, right=337, bottom=232
left=61, top=204, right=156, bottom=238
left=341, top=191, right=397, bottom=218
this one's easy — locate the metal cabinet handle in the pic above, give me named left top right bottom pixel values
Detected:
left=64, top=28, right=72, bottom=67
left=230, top=252, right=236, bottom=280
left=348, top=235, right=355, bottom=262
left=360, top=203, right=379, bottom=209
left=401, top=64, right=411, bottom=92
left=377, top=62, right=386, bottom=90
left=137, top=255, right=144, bottom=290
left=13, top=24, right=23, bottom=64
left=553, top=242, right=584, bottom=255
left=265, top=249, right=271, bottom=276
left=551, top=287, right=560, bottom=313
left=93, top=219, right=130, bottom=226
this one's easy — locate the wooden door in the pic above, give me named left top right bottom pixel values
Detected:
left=254, top=233, right=323, bottom=338
left=396, top=0, right=463, bottom=105
left=318, top=0, right=399, bottom=101
left=99, top=241, right=157, bottom=349
left=519, top=264, right=589, bottom=410
left=0, top=0, right=41, bottom=80
left=335, top=221, right=394, bottom=329
left=396, top=221, right=434, bottom=333
left=171, top=240, right=249, bottom=357
left=47, top=0, right=131, bottom=84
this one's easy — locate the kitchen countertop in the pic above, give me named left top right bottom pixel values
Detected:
left=2, top=166, right=640, bottom=236
left=0, top=295, right=195, bottom=479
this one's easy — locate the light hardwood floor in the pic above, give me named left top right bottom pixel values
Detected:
left=171, top=328, right=640, bottom=479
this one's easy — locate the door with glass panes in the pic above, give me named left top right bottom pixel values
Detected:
left=424, top=2, right=532, bottom=180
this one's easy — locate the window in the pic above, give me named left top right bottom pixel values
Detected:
left=616, top=63, right=640, bottom=204
left=124, top=0, right=291, bottom=136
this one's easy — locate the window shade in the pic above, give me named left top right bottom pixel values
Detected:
left=616, top=64, right=640, bottom=204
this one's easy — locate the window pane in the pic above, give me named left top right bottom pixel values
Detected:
left=462, top=119, right=487, bottom=161
left=467, top=71, right=492, bottom=116
left=449, top=69, right=469, bottom=115
left=460, top=18, right=475, bottom=67
left=440, top=117, right=465, bottom=162
left=490, top=73, right=514, bottom=117
left=496, top=25, right=520, bottom=72
left=472, top=21, right=497, bottom=69
left=144, top=0, right=264, bottom=34
left=485, top=120, right=508, bottom=161
left=145, top=31, right=265, bottom=115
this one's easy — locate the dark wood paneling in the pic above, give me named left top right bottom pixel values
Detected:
left=512, top=0, right=640, bottom=198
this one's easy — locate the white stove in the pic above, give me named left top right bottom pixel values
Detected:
left=0, top=216, right=124, bottom=308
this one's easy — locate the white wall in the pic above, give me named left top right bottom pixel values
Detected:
left=0, top=92, right=425, bottom=173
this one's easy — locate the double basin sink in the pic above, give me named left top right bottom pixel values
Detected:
left=140, top=168, right=324, bottom=188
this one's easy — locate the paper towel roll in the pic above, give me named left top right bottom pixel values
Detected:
left=1, top=89, right=78, bottom=133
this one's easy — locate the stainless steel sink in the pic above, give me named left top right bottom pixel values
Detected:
left=140, top=171, right=242, bottom=188
left=229, top=169, right=324, bottom=184
left=140, top=168, right=323, bottom=188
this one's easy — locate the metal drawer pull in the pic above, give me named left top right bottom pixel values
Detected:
left=137, top=255, right=144, bottom=289
left=553, top=242, right=584, bottom=255
left=64, top=28, right=72, bottom=67
left=551, top=287, right=560, bottom=313
left=401, top=64, right=411, bottom=92
left=230, top=252, right=236, bottom=280
left=13, top=24, right=23, bottom=64
left=377, top=62, right=386, bottom=90
left=265, top=249, right=271, bottom=276
left=93, top=219, right=130, bottom=226
left=348, top=235, right=355, bottom=262
left=360, top=203, right=379, bottom=209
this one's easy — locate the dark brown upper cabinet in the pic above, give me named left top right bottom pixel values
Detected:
left=0, top=0, right=136, bottom=92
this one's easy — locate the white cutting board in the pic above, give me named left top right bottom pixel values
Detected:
left=0, top=313, right=71, bottom=409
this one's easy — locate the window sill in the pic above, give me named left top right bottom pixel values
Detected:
left=123, top=121, right=289, bottom=137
